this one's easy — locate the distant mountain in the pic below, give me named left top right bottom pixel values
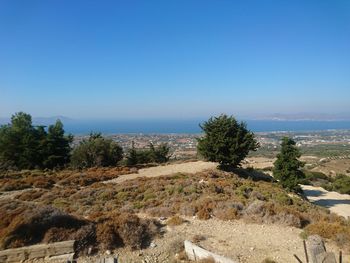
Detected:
left=254, top=113, right=350, bottom=121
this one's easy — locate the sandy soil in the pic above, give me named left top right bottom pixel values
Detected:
left=77, top=216, right=348, bottom=263
left=301, top=184, right=350, bottom=219
left=311, top=158, right=350, bottom=176
left=104, top=161, right=217, bottom=184
left=243, top=157, right=275, bottom=169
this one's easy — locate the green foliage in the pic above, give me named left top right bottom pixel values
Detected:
left=0, top=112, right=72, bottom=169
left=273, top=137, right=305, bottom=192
left=322, top=174, right=350, bottom=194
left=126, top=142, right=171, bottom=165
left=43, top=120, right=73, bottom=168
left=71, top=133, right=123, bottom=168
left=197, top=114, right=259, bottom=167
left=149, top=142, right=171, bottom=163
left=126, top=141, right=139, bottom=166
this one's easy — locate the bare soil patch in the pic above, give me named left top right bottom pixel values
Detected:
left=104, top=161, right=217, bottom=184
left=301, top=184, right=350, bottom=218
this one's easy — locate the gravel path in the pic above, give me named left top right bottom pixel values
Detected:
left=104, top=161, right=217, bottom=184
left=301, top=185, right=350, bottom=219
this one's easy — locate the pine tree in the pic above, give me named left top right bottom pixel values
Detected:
left=0, top=112, right=43, bottom=169
left=43, top=120, right=73, bottom=168
left=126, top=141, right=138, bottom=166
left=149, top=142, right=170, bottom=163
left=273, top=137, right=305, bottom=192
left=197, top=114, right=259, bottom=167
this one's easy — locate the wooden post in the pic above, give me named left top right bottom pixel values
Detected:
left=294, top=254, right=303, bottom=263
left=303, top=240, right=309, bottom=263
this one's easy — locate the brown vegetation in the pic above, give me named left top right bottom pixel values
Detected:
left=0, top=200, right=160, bottom=253
left=1, top=166, right=350, bottom=252
left=167, top=215, right=186, bottom=226
left=0, top=167, right=133, bottom=191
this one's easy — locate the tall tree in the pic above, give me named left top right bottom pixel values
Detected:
left=43, top=120, right=73, bottom=168
left=0, top=112, right=72, bottom=169
left=273, top=137, right=305, bottom=192
left=0, top=112, right=42, bottom=169
left=126, top=141, right=139, bottom=166
left=197, top=114, right=259, bottom=167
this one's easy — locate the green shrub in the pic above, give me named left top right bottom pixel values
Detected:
left=126, top=142, right=170, bottom=165
left=197, top=114, right=259, bottom=167
left=322, top=174, right=350, bottom=194
left=71, top=133, right=123, bottom=168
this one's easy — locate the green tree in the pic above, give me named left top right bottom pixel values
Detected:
left=273, top=137, right=305, bottom=192
left=71, top=133, right=123, bottom=168
left=149, top=143, right=171, bottom=163
left=126, top=141, right=138, bottom=166
left=197, top=114, right=259, bottom=167
left=0, top=112, right=73, bottom=169
left=0, top=112, right=43, bottom=169
left=43, top=120, right=73, bottom=168
left=126, top=142, right=171, bottom=165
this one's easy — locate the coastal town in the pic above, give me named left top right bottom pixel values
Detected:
left=73, top=129, right=350, bottom=160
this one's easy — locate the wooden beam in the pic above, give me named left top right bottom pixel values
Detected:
left=0, top=240, right=75, bottom=263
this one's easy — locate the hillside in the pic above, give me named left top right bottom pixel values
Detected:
left=1, top=162, right=350, bottom=262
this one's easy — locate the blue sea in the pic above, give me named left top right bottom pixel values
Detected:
left=56, top=119, right=350, bottom=135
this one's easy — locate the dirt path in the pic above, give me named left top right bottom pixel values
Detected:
left=301, top=185, right=350, bottom=219
left=78, top=217, right=348, bottom=263
left=104, top=161, right=217, bottom=184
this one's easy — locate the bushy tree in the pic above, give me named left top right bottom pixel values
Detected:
left=273, top=137, right=305, bottom=192
left=0, top=112, right=72, bottom=169
left=126, top=142, right=171, bottom=165
left=197, top=114, right=259, bottom=167
left=71, top=133, right=123, bottom=168
left=149, top=143, right=171, bottom=163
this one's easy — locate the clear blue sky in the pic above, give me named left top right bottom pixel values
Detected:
left=1, top=0, right=349, bottom=119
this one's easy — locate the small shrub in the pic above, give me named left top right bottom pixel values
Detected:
left=198, top=257, right=215, bottom=263
left=167, top=215, right=186, bottom=226
left=305, top=221, right=350, bottom=243
left=197, top=208, right=211, bottom=220
left=192, top=234, right=206, bottom=244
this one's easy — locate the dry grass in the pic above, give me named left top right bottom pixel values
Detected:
left=198, top=257, right=215, bottom=263
left=2, top=167, right=350, bottom=251
left=192, top=234, right=206, bottom=244
left=167, top=215, right=186, bottom=226
left=305, top=220, right=350, bottom=249
left=0, top=200, right=160, bottom=253
left=0, top=166, right=133, bottom=191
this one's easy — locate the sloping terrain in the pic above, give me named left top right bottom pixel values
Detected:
left=302, top=185, right=350, bottom=218
left=1, top=162, right=350, bottom=262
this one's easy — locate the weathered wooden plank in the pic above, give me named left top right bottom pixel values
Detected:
left=0, top=240, right=75, bottom=263
left=184, top=240, right=237, bottom=263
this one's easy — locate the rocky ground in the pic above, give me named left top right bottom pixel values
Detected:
left=76, top=216, right=347, bottom=263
